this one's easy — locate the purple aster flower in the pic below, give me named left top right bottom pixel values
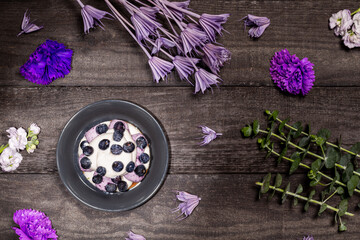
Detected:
left=12, top=209, right=58, bottom=240
left=17, top=10, right=43, bottom=37
left=241, top=14, right=270, bottom=38
left=173, top=191, right=201, bottom=220
left=20, top=39, right=73, bottom=85
left=173, top=56, right=199, bottom=82
left=199, top=125, right=222, bottom=145
left=303, top=236, right=314, bottom=240
left=76, top=0, right=112, bottom=34
left=199, top=13, right=230, bottom=42
left=329, top=9, right=353, bottom=36
left=202, top=43, right=231, bottom=74
left=194, top=68, right=221, bottom=94
left=151, top=37, right=176, bottom=55
left=126, top=231, right=146, bottom=240
left=180, top=26, right=208, bottom=54
left=270, top=49, right=315, bottom=96
left=148, top=56, right=174, bottom=83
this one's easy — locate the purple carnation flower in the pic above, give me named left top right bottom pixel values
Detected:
left=269, top=49, right=315, bottom=95
left=12, top=209, right=58, bottom=240
left=20, top=39, right=73, bottom=85
left=241, top=14, right=270, bottom=38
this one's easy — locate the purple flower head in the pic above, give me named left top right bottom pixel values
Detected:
left=329, top=9, right=353, bottom=36
left=77, top=0, right=112, bottom=34
left=151, top=37, right=176, bottom=55
left=199, top=125, right=222, bottom=145
left=173, top=56, right=199, bottom=82
left=199, top=13, right=230, bottom=42
left=194, top=68, right=221, bottom=94
left=126, top=231, right=146, bottom=240
left=180, top=26, right=208, bottom=54
left=131, top=11, right=161, bottom=42
left=17, top=10, right=43, bottom=37
left=148, top=56, right=174, bottom=83
left=173, top=191, right=201, bottom=220
left=303, top=236, right=314, bottom=240
left=165, top=0, right=190, bottom=21
left=20, top=39, right=73, bottom=85
left=242, top=14, right=270, bottom=38
left=270, top=49, right=315, bottom=96
left=202, top=43, right=231, bottom=74
left=12, top=209, right=58, bottom=240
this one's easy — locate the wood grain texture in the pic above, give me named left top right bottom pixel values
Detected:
left=1, top=174, right=360, bottom=240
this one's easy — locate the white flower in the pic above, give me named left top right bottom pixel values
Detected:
left=0, top=147, right=22, bottom=172
left=329, top=9, right=353, bottom=36
left=26, top=143, right=37, bottom=154
left=342, top=31, right=360, bottom=49
left=29, top=123, right=40, bottom=135
left=352, top=13, right=360, bottom=34
left=7, top=127, right=27, bottom=151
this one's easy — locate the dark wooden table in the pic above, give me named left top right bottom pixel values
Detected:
left=1, top=0, right=360, bottom=239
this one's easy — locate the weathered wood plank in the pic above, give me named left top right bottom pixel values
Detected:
left=0, top=0, right=360, bottom=87
left=0, top=86, right=360, bottom=174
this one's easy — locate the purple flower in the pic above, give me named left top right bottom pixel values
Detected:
left=242, top=14, right=270, bottom=38
left=151, top=37, right=176, bottom=55
left=180, top=26, right=208, bottom=54
left=270, top=49, right=315, bottom=95
left=202, top=43, right=231, bottom=74
left=199, top=125, right=222, bottom=145
left=173, top=56, right=199, bottom=82
left=173, top=191, right=201, bottom=220
left=17, top=10, right=43, bottom=37
left=131, top=12, right=161, bottom=41
left=12, top=209, right=58, bottom=240
left=199, top=13, right=230, bottom=42
left=20, top=40, right=73, bottom=85
left=303, top=236, right=314, bottom=240
left=126, top=231, right=146, bottom=240
left=194, top=68, right=221, bottom=94
left=342, top=30, right=360, bottom=48
left=329, top=9, right=353, bottom=36
left=148, top=56, right=174, bottom=83
left=166, top=0, right=190, bottom=21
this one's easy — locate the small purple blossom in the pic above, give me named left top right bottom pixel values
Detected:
left=202, top=43, right=231, bottom=74
left=242, top=14, right=270, bottom=38
left=303, top=236, right=314, bottom=240
left=199, top=125, right=222, bottom=145
left=151, top=37, right=176, bottom=55
left=173, top=56, right=199, bottom=82
left=166, top=0, right=191, bottom=21
left=20, top=40, right=73, bottom=85
left=12, top=209, right=58, bottom=240
left=199, top=13, right=230, bottom=42
left=194, top=68, right=221, bottom=94
left=148, top=56, right=174, bottom=83
left=180, top=26, right=208, bottom=54
left=131, top=12, right=161, bottom=41
left=126, top=231, right=146, bottom=240
left=270, top=49, right=315, bottom=95
left=17, top=10, right=43, bottom=37
left=329, top=9, right=353, bottom=36
left=173, top=191, right=201, bottom=220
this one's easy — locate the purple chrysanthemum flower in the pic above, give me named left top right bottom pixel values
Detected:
left=173, top=56, right=199, bottom=82
left=303, top=236, right=314, bottom=240
left=151, top=37, right=176, bottom=55
left=126, top=231, right=146, bottom=240
left=20, top=39, right=73, bottom=85
left=172, top=191, right=201, bottom=220
left=242, top=14, right=270, bottom=38
left=194, top=68, right=221, bottom=94
left=180, top=26, right=208, bottom=54
left=76, top=0, right=112, bottom=34
left=199, top=125, right=222, bottom=145
left=12, top=209, right=58, bottom=240
left=269, top=49, right=315, bottom=95
left=199, top=13, right=230, bottom=42
left=202, top=43, right=231, bottom=74
left=148, top=56, right=174, bottom=83
left=17, top=10, right=43, bottom=37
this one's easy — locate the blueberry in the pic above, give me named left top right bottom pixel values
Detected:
left=135, top=165, right=146, bottom=177
left=96, top=124, right=108, bottom=134
left=99, top=139, right=110, bottom=150
left=111, top=176, right=122, bottom=184
left=113, top=121, right=125, bottom=133
left=118, top=181, right=128, bottom=192
left=80, top=157, right=92, bottom=169
left=136, top=136, right=148, bottom=149
left=96, top=166, right=106, bottom=176
left=113, top=130, right=123, bottom=142
left=105, top=183, right=117, bottom=193
left=139, top=153, right=150, bottom=164
left=126, top=162, right=135, bottom=172
left=123, top=142, right=135, bottom=153
left=80, top=140, right=89, bottom=149
left=83, top=146, right=94, bottom=156
left=92, top=175, right=103, bottom=184
left=111, top=144, right=123, bottom=155
left=112, top=161, right=124, bottom=172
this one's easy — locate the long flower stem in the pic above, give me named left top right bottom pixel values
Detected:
left=76, top=0, right=84, bottom=8
left=159, top=0, right=201, bottom=18
left=255, top=182, right=354, bottom=217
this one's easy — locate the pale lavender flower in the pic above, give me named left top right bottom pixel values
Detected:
left=17, top=10, right=43, bottom=37
left=0, top=147, right=23, bottom=172
left=303, top=236, right=314, bottom=240
left=29, top=123, right=41, bottom=135
left=194, top=68, right=221, bottom=94
left=329, top=9, right=353, bottom=36
left=202, top=43, right=231, bottom=74
left=342, top=30, right=360, bottom=48
left=151, top=37, right=176, bottom=54
left=199, top=13, right=230, bottom=42
left=172, top=56, right=199, bottom=82
left=7, top=127, right=27, bottom=151
left=242, top=14, right=270, bottom=38
left=148, top=56, right=174, bottom=83
left=180, top=26, right=208, bottom=54
left=77, top=0, right=112, bottom=34
left=199, top=125, right=222, bottom=145
left=165, top=0, right=190, bottom=21
left=131, top=12, right=161, bottom=41
left=173, top=191, right=201, bottom=220
left=126, top=231, right=146, bottom=240
left=352, top=13, right=360, bottom=34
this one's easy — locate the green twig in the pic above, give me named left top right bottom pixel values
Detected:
left=0, top=144, right=9, bottom=154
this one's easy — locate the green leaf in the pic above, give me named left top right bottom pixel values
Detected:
left=304, top=189, right=316, bottom=212
left=268, top=110, right=279, bottom=120
left=265, top=110, right=271, bottom=115
left=339, top=222, right=347, bottom=232
left=241, top=125, right=252, bottom=137
left=266, top=121, right=275, bottom=142
left=289, top=152, right=301, bottom=175
left=337, top=199, right=348, bottom=217
left=339, top=153, right=351, bottom=167
left=260, top=173, right=271, bottom=194
left=282, top=182, right=290, bottom=204
left=278, top=118, right=289, bottom=136
left=295, top=184, right=303, bottom=194
left=317, top=128, right=331, bottom=141
left=265, top=143, right=274, bottom=159
left=311, top=159, right=322, bottom=173
left=274, top=173, right=282, bottom=188
left=347, top=175, right=359, bottom=196
left=325, top=146, right=340, bottom=169
left=277, top=146, right=288, bottom=164
left=310, top=174, right=321, bottom=187
left=337, top=186, right=344, bottom=195
left=350, top=142, right=360, bottom=155
left=291, top=122, right=303, bottom=138
left=342, top=162, right=354, bottom=183
left=298, top=136, right=311, bottom=148
left=252, top=120, right=260, bottom=136
left=318, top=204, right=328, bottom=216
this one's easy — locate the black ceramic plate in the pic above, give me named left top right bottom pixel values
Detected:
left=56, top=100, right=169, bottom=211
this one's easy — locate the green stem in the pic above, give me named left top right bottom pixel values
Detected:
left=0, top=144, right=9, bottom=154
left=352, top=7, right=360, bottom=16
left=255, top=182, right=354, bottom=217
left=323, top=189, right=338, bottom=204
